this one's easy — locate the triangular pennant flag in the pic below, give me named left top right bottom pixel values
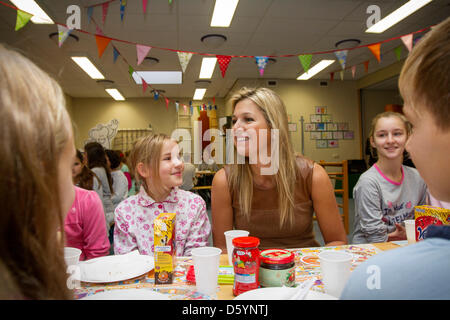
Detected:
left=57, top=25, right=72, bottom=48
left=136, top=44, right=151, bottom=65
left=394, top=46, right=403, bottom=61
left=364, top=60, right=369, bottom=73
left=214, top=105, right=217, bottom=110
left=175, top=101, right=179, bottom=112
left=154, top=91, right=159, bottom=101
left=15, top=10, right=33, bottom=31
left=255, top=56, right=269, bottom=76
left=96, top=25, right=104, bottom=36
left=142, top=79, right=148, bottom=94
left=120, top=0, right=127, bottom=22
left=217, top=55, right=231, bottom=78
left=128, top=65, right=134, bottom=78
left=177, top=52, right=193, bottom=73
left=87, top=7, right=94, bottom=24
left=401, top=34, right=413, bottom=52
left=113, top=47, right=120, bottom=63
left=340, top=70, right=344, bottom=81
left=330, top=72, right=334, bottom=82
left=102, top=3, right=109, bottom=24
left=298, top=54, right=313, bottom=73
left=142, top=0, right=148, bottom=14
left=212, top=97, right=216, bottom=104
left=368, top=43, right=381, bottom=63
left=169, top=0, right=173, bottom=4
left=183, top=104, right=187, bottom=114
left=413, top=35, right=423, bottom=46
left=165, top=97, right=169, bottom=110
left=334, top=50, right=348, bottom=70
left=95, top=35, right=112, bottom=58
left=351, top=65, right=356, bottom=79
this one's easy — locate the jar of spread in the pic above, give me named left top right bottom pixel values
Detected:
left=259, top=249, right=295, bottom=287
left=232, top=236, right=260, bottom=296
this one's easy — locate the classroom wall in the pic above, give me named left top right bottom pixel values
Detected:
left=224, top=79, right=362, bottom=162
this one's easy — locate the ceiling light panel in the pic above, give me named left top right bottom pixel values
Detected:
left=131, top=71, right=182, bottom=84
left=105, top=89, right=125, bottom=101
left=199, top=57, right=217, bottom=79
left=210, top=0, right=239, bottom=27
left=297, top=60, right=335, bottom=80
left=193, top=88, right=207, bottom=100
left=71, top=57, right=105, bottom=79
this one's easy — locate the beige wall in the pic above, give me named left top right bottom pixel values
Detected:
left=224, top=79, right=362, bottom=162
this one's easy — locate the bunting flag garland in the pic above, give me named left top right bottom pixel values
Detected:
left=298, top=54, right=313, bottom=73
left=394, top=46, right=403, bottom=61
left=95, top=35, right=112, bottom=58
left=15, top=10, right=32, bottom=31
left=368, top=43, right=381, bottom=63
left=330, top=72, right=334, bottom=82
left=255, top=56, right=268, bottom=76
left=334, top=50, right=348, bottom=70
left=142, top=0, right=148, bottom=14
left=102, top=3, right=109, bottom=24
left=120, top=0, right=127, bottom=22
left=87, top=7, right=94, bottom=24
left=351, top=65, right=356, bottom=79
left=57, top=25, right=72, bottom=47
left=177, top=52, right=193, bottom=73
left=401, top=34, right=413, bottom=52
left=217, top=55, right=231, bottom=78
left=142, top=79, right=148, bottom=94
left=113, top=46, right=120, bottom=63
left=136, top=44, right=151, bottom=65
left=363, top=60, right=369, bottom=73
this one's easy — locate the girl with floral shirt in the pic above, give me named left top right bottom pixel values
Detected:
left=113, top=134, right=211, bottom=256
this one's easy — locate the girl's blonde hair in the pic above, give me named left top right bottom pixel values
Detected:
left=228, top=87, right=298, bottom=229
left=128, top=133, right=172, bottom=196
left=0, top=44, right=72, bottom=299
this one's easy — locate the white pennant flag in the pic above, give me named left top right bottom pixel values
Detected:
left=401, top=34, right=413, bottom=52
left=177, top=52, right=193, bottom=73
left=334, top=50, right=348, bottom=70
left=57, top=25, right=72, bottom=48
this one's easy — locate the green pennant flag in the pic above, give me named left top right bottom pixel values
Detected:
left=15, top=10, right=33, bottom=31
left=298, top=54, right=313, bottom=73
left=169, top=0, right=173, bottom=4
left=394, top=46, right=403, bottom=61
left=128, top=65, right=134, bottom=78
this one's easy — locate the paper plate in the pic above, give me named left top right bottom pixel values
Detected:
left=81, top=288, right=169, bottom=300
left=75, top=251, right=154, bottom=283
left=233, top=287, right=337, bottom=300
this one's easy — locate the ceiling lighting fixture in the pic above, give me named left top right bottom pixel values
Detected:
left=105, top=88, right=125, bottom=101
left=210, top=0, right=239, bottom=27
left=9, top=0, right=54, bottom=24
left=335, top=39, right=361, bottom=49
left=131, top=71, right=182, bottom=84
left=96, top=79, right=115, bottom=88
left=199, top=57, right=217, bottom=79
left=195, top=80, right=212, bottom=88
left=71, top=56, right=105, bottom=79
left=297, top=60, right=335, bottom=80
left=142, top=57, right=160, bottom=67
left=201, top=34, right=227, bottom=49
left=366, top=0, right=433, bottom=33
left=193, top=88, right=207, bottom=100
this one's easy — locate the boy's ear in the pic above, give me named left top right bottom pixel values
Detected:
left=136, top=162, right=151, bottom=179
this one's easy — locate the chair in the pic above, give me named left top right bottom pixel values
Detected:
left=318, top=160, right=349, bottom=234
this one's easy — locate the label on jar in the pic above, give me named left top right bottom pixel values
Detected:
left=235, top=273, right=256, bottom=284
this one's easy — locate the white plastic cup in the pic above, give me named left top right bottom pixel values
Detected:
left=404, top=220, right=416, bottom=244
left=224, top=230, right=249, bottom=266
left=318, top=251, right=353, bottom=298
left=64, top=247, right=82, bottom=267
left=191, top=247, right=222, bottom=296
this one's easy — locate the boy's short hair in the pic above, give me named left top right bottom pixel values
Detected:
left=399, top=17, right=450, bottom=131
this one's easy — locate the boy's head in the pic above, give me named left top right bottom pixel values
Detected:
left=399, top=17, right=450, bottom=201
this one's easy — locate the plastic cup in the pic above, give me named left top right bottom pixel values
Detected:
left=191, top=247, right=222, bottom=296
left=224, top=230, right=249, bottom=265
left=404, top=220, right=416, bottom=244
left=64, top=247, right=82, bottom=267
left=318, top=251, right=353, bottom=298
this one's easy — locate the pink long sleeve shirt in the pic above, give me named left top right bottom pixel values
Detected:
left=65, top=186, right=110, bottom=261
left=114, top=186, right=211, bottom=257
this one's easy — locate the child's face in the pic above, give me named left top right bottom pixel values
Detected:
left=72, top=156, right=83, bottom=179
left=156, top=140, right=184, bottom=190
left=404, top=104, right=450, bottom=202
left=370, top=116, right=407, bottom=161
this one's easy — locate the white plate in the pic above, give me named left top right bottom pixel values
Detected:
left=81, top=289, right=169, bottom=300
left=75, top=251, right=154, bottom=283
left=233, top=287, right=337, bottom=300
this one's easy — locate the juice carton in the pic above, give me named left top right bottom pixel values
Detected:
left=154, top=212, right=176, bottom=284
left=414, top=205, right=450, bottom=241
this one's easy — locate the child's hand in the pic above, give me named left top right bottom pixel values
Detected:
left=388, top=223, right=406, bottom=241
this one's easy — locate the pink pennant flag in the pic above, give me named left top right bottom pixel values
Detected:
left=142, top=79, right=148, bottom=94
left=102, top=3, right=109, bottom=25
left=136, top=44, right=151, bottom=65
left=183, top=104, right=187, bottom=114
left=401, top=34, right=413, bottom=52
left=351, top=65, right=356, bottom=79
left=165, top=97, right=169, bottom=110
left=217, top=55, right=231, bottom=78
left=142, top=0, right=148, bottom=14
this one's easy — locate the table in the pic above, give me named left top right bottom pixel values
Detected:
left=74, top=242, right=401, bottom=300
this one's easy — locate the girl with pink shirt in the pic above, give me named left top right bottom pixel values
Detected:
left=113, top=134, right=211, bottom=256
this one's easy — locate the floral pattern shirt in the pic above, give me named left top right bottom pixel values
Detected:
left=114, top=186, right=211, bottom=256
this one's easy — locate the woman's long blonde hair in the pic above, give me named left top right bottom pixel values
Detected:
left=0, top=44, right=72, bottom=299
left=228, top=87, right=298, bottom=229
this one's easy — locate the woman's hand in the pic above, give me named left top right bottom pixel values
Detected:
left=388, top=223, right=406, bottom=241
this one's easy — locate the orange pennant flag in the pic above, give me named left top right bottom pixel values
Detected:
left=368, top=43, right=381, bottom=63
left=95, top=35, right=111, bottom=58
left=364, top=60, right=369, bottom=73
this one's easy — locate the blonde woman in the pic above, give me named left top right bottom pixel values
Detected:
left=211, top=87, right=347, bottom=250
left=0, top=44, right=75, bottom=299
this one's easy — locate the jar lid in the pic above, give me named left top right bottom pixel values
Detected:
left=232, top=236, right=260, bottom=248
left=260, top=249, right=294, bottom=264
